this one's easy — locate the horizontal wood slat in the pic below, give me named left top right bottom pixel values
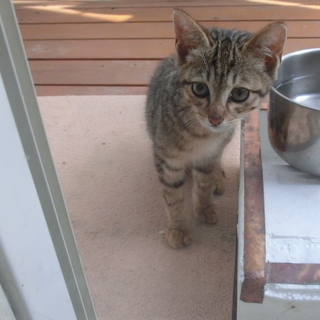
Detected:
left=267, top=263, right=320, bottom=285
left=19, top=20, right=320, bottom=40
left=29, top=60, right=159, bottom=85
left=25, top=39, right=174, bottom=59
left=14, top=0, right=320, bottom=5
left=13, top=0, right=278, bottom=8
left=35, top=85, right=148, bottom=96
left=24, top=38, right=320, bottom=60
left=15, top=6, right=320, bottom=24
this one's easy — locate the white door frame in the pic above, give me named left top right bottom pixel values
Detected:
left=0, top=1, right=97, bottom=319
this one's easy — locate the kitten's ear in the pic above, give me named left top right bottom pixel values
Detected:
left=246, top=21, right=287, bottom=77
left=173, top=9, right=210, bottom=65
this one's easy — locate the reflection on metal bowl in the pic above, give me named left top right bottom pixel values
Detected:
left=268, top=48, right=320, bottom=176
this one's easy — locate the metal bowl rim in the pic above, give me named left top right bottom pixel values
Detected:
left=270, top=47, right=320, bottom=112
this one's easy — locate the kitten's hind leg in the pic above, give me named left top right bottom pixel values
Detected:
left=155, top=154, right=191, bottom=248
left=193, top=163, right=219, bottom=224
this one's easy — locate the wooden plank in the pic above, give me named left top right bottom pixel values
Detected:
left=13, top=0, right=271, bottom=8
left=15, top=6, right=320, bottom=24
left=267, top=263, right=320, bottom=285
left=24, top=38, right=320, bottom=60
left=13, top=0, right=320, bottom=8
left=19, top=20, right=320, bottom=40
left=24, top=39, right=174, bottom=59
left=29, top=60, right=159, bottom=85
left=240, top=111, right=266, bottom=304
left=35, top=85, right=147, bottom=96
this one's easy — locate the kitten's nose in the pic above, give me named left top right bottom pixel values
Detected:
left=209, top=116, right=224, bottom=126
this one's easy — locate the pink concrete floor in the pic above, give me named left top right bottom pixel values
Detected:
left=39, top=95, right=240, bottom=320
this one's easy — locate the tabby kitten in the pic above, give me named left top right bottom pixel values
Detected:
left=146, top=9, right=286, bottom=248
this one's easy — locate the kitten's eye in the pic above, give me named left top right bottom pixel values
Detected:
left=230, top=88, right=250, bottom=103
left=191, top=82, right=209, bottom=98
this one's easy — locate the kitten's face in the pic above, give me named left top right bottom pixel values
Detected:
left=179, top=40, right=271, bottom=132
left=173, top=10, right=287, bottom=133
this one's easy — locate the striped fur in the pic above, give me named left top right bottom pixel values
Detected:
left=145, top=9, right=286, bottom=248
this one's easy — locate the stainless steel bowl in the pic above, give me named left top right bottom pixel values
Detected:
left=268, top=48, right=320, bottom=176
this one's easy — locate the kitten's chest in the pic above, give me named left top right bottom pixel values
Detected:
left=184, top=134, right=227, bottom=163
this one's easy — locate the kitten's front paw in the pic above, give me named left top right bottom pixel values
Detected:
left=213, top=170, right=225, bottom=195
left=195, top=205, right=218, bottom=224
left=166, top=228, right=192, bottom=248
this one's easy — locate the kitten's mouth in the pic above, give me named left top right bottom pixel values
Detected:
left=196, top=112, right=238, bottom=131
left=198, top=118, right=238, bottom=132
